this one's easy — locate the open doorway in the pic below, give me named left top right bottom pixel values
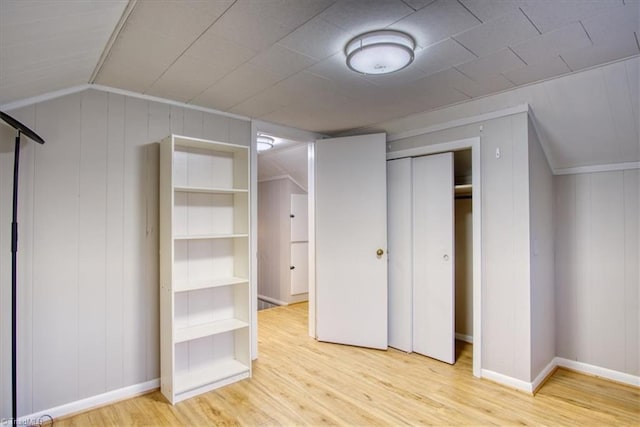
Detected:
left=255, top=133, right=310, bottom=317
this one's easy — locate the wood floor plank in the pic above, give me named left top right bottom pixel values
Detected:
left=55, top=302, right=639, bottom=426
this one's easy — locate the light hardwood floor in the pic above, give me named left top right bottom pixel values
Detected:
left=57, top=302, right=639, bottom=426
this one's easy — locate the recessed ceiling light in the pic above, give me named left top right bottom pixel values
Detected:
left=257, top=135, right=275, bottom=152
left=345, top=30, right=415, bottom=75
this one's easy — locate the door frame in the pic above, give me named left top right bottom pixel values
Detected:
left=386, top=137, right=482, bottom=378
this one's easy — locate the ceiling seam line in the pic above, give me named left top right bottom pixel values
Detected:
left=143, top=0, right=239, bottom=94
left=456, top=0, right=483, bottom=24
left=509, top=47, right=528, bottom=66
left=502, top=73, right=517, bottom=86
left=453, top=66, right=475, bottom=82
left=579, top=21, right=594, bottom=45
left=223, top=58, right=337, bottom=113
left=89, top=0, right=138, bottom=84
left=186, top=0, right=340, bottom=107
left=519, top=7, right=542, bottom=35
left=398, top=0, right=418, bottom=12
left=451, top=37, right=479, bottom=58
left=634, top=32, right=640, bottom=52
left=558, top=55, right=574, bottom=72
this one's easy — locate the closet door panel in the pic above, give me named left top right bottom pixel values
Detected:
left=387, top=158, right=413, bottom=352
left=412, top=153, right=455, bottom=364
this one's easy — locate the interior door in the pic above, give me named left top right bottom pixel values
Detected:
left=290, top=193, right=309, bottom=296
left=290, top=194, right=308, bottom=242
left=315, top=133, right=388, bottom=349
left=290, top=242, right=308, bottom=295
left=412, top=152, right=455, bottom=364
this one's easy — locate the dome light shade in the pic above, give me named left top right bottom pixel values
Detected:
left=345, top=30, right=415, bottom=75
left=257, top=135, right=275, bottom=152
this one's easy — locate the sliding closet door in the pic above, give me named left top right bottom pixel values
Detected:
left=412, top=153, right=455, bottom=364
left=387, top=158, right=413, bottom=352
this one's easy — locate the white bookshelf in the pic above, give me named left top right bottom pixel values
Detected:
left=160, top=134, right=251, bottom=404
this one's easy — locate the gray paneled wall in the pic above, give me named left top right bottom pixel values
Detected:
left=555, top=170, right=639, bottom=376
left=528, top=119, right=555, bottom=378
left=0, top=89, right=250, bottom=417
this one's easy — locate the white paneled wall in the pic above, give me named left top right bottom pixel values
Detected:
left=257, top=177, right=307, bottom=306
left=555, top=170, right=639, bottom=376
left=0, top=89, right=250, bottom=418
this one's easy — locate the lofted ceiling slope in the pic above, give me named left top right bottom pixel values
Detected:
left=0, top=0, right=128, bottom=102
left=365, top=56, right=639, bottom=171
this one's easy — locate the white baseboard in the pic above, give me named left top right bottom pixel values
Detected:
left=482, top=358, right=640, bottom=394
left=482, top=358, right=555, bottom=393
left=481, top=369, right=534, bottom=393
left=258, top=294, right=287, bottom=306
left=11, top=359, right=638, bottom=423
left=455, top=333, right=473, bottom=344
left=531, top=359, right=557, bottom=392
left=555, top=357, right=640, bottom=387
left=17, top=378, right=159, bottom=423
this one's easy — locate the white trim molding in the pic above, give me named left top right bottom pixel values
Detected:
left=253, top=119, right=325, bottom=143
left=555, top=357, right=640, bottom=388
left=386, top=137, right=480, bottom=160
left=1, top=84, right=250, bottom=122
left=387, top=104, right=529, bottom=142
left=0, top=84, right=91, bottom=111
left=482, top=359, right=556, bottom=394
left=532, top=360, right=558, bottom=393
left=258, top=294, right=287, bottom=307
left=481, top=369, right=534, bottom=393
left=90, top=85, right=250, bottom=121
left=17, top=379, right=159, bottom=424
left=484, top=357, right=640, bottom=394
left=553, top=161, right=640, bottom=175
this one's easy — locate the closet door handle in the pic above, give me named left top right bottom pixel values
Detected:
left=443, top=254, right=449, bottom=261
left=290, top=266, right=295, bottom=270
left=376, top=249, right=384, bottom=256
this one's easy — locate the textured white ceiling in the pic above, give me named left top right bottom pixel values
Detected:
left=0, top=0, right=127, bottom=102
left=0, top=0, right=638, bottom=169
left=89, top=0, right=639, bottom=136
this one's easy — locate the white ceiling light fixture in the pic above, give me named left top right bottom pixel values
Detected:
left=257, top=134, right=275, bottom=152
left=345, top=30, right=416, bottom=75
